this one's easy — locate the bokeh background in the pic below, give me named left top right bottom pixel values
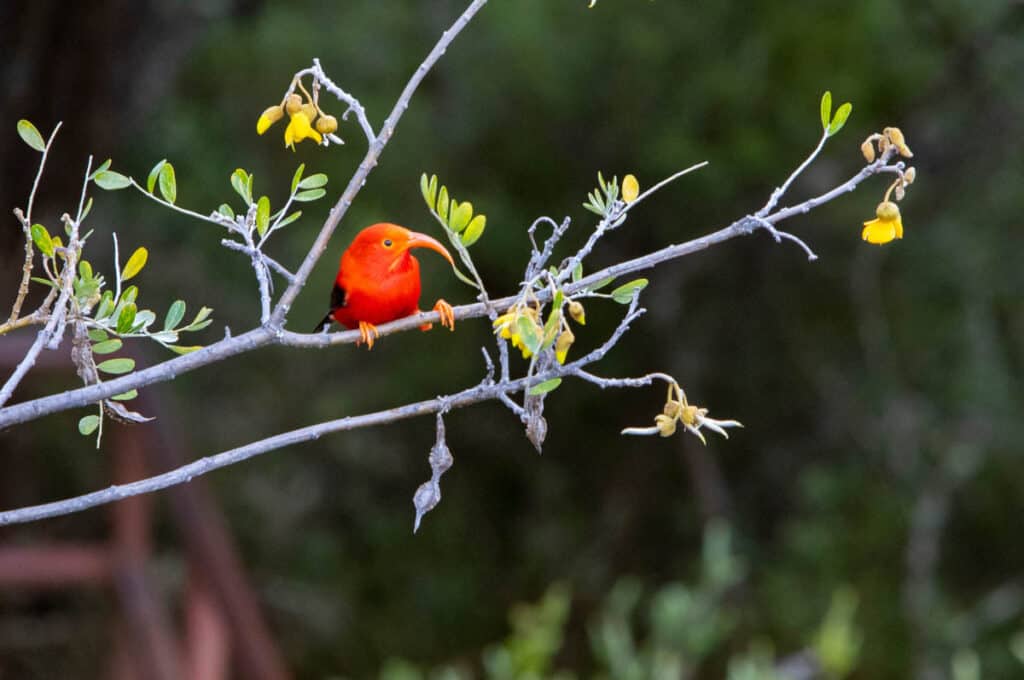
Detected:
left=1, top=1, right=1022, bottom=678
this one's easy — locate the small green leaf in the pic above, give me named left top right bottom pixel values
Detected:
left=88, top=328, right=109, bottom=343
left=120, top=285, right=139, bottom=305
left=116, top=302, right=137, bottom=334
left=583, top=203, right=603, bottom=216
left=586, top=276, right=617, bottom=293
left=828, top=102, right=853, bottom=136
left=158, top=162, right=177, bottom=204
left=297, top=173, right=328, bottom=190
left=164, top=300, right=186, bottom=330
left=276, top=210, right=302, bottom=229
left=437, top=186, right=450, bottom=222
left=95, top=291, right=115, bottom=319
left=610, top=278, right=649, bottom=303
left=231, top=169, right=251, bottom=205
left=30, top=224, right=53, bottom=257
left=146, top=159, right=166, bottom=193
left=294, top=188, right=326, bottom=202
left=112, top=389, right=138, bottom=401
left=94, top=170, right=132, bottom=190
left=168, top=344, right=203, bottom=355
left=290, top=163, right=305, bottom=193
left=448, top=201, right=473, bottom=233
left=78, top=414, right=100, bottom=435
left=820, top=91, right=832, bottom=130
left=97, top=357, right=136, bottom=375
left=30, top=277, right=56, bottom=288
left=516, top=316, right=541, bottom=353
left=78, top=260, right=93, bottom=280
left=131, top=310, right=156, bottom=330
left=572, top=262, right=583, bottom=282
left=256, top=195, right=271, bottom=237
left=81, top=197, right=93, bottom=220
left=461, top=214, right=486, bottom=247
left=150, top=330, right=178, bottom=343
left=17, top=119, right=46, bottom=152
left=93, top=159, right=112, bottom=176
left=217, top=203, right=235, bottom=218
left=427, top=175, right=438, bottom=209
left=121, top=247, right=148, bottom=282
left=91, top=338, right=123, bottom=354
left=420, top=173, right=433, bottom=209
left=528, top=378, right=562, bottom=395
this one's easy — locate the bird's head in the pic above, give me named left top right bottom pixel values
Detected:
left=345, top=222, right=454, bottom=274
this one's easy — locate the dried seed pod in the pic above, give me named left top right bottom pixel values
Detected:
left=655, top=414, right=677, bottom=437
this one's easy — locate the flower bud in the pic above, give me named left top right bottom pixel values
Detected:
left=680, top=404, right=700, bottom=427
left=284, top=94, right=303, bottom=115
left=316, top=114, right=338, bottom=135
left=663, top=399, right=682, bottom=419
left=897, top=142, right=914, bottom=158
left=568, top=300, right=586, bottom=325
left=300, top=103, right=318, bottom=122
left=878, top=136, right=891, bottom=153
left=894, top=185, right=905, bottom=201
left=257, top=105, right=284, bottom=135
left=554, top=328, right=574, bottom=364
left=884, top=127, right=905, bottom=147
left=860, top=139, right=876, bottom=163
left=904, top=167, right=916, bottom=184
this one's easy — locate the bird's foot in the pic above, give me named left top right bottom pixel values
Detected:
left=357, top=321, right=380, bottom=349
left=419, top=299, right=455, bottom=332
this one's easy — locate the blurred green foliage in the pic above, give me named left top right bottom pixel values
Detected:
left=3, top=0, right=1023, bottom=678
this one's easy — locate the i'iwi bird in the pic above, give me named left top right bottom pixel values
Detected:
left=315, top=223, right=456, bottom=348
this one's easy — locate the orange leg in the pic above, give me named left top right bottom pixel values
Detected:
left=419, top=299, right=455, bottom=332
left=357, top=320, right=380, bottom=349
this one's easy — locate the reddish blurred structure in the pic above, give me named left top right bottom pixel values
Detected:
left=0, top=337, right=291, bottom=680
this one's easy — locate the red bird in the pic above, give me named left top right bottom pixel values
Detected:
left=315, top=223, right=456, bottom=348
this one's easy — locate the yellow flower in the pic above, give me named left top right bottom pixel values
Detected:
left=283, top=111, right=322, bottom=150
left=861, top=201, right=903, bottom=245
left=554, top=329, right=574, bottom=364
left=257, top=106, right=284, bottom=135
left=493, top=309, right=538, bottom=359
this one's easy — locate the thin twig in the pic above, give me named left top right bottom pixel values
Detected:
left=220, top=240, right=295, bottom=282
left=9, top=122, right=63, bottom=324
left=757, top=129, right=828, bottom=217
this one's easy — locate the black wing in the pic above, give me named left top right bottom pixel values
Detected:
left=313, top=282, right=347, bottom=332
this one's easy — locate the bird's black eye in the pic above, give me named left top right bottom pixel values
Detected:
left=383, top=239, right=393, bottom=248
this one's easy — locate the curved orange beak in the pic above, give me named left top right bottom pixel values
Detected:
left=403, top=230, right=454, bottom=266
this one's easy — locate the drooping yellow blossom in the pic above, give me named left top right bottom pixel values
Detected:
left=622, top=174, right=640, bottom=204
left=283, top=111, right=322, bottom=150
left=568, top=300, right=586, bottom=325
left=861, top=201, right=903, bottom=245
left=257, top=106, right=284, bottom=135
left=555, top=329, right=574, bottom=364
left=493, top=310, right=535, bottom=359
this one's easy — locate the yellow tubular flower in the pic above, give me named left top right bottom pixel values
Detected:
left=283, top=112, right=322, bottom=150
left=257, top=106, right=284, bottom=135
left=862, top=201, right=904, bottom=245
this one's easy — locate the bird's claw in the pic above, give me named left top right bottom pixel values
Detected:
left=420, top=299, right=455, bottom=332
left=357, top=321, right=380, bottom=349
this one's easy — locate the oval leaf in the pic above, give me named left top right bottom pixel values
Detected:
left=121, top=247, right=148, bottom=282
left=78, top=414, right=100, bottom=435
left=17, top=120, right=46, bottom=152
left=297, top=173, right=328, bottom=190
left=88, top=328, right=109, bottom=343
left=116, top=302, right=137, bottom=334
left=294, top=188, right=326, bottom=202
left=146, top=159, right=167, bottom=193
left=91, top=338, right=123, bottom=355
left=30, top=224, right=54, bottom=257
left=112, top=389, right=138, bottom=401
left=448, top=201, right=473, bottom=233
left=256, top=195, right=271, bottom=237
left=528, top=378, right=562, bottom=396
left=217, top=203, right=235, bottom=218
left=828, top=102, right=853, bottom=136
left=231, top=169, right=251, bottom=204
left=168, top=344, right=203, bottom=355
left=516, top=316, right=541, bottom=353
left=276, top=210, right=302, bottom=229
left=158, top=163, right=177, bottom=204
left=419, top=173, right=433, bottom=209
left=164, top=300, right=186, bottom=330
left=94, top=170, right=132, bottom=190
left=820, top=91, right=832, bottom=130
left=610, top=278, right=649, bottom=304
left=97, top=357, right=136, bottom=375
left=290, top=163, right=305, bottom=193
left=461, top=214, right=486, bottom=247
left=436, top=186, right=449, bottom=222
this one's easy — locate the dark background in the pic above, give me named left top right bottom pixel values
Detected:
left=1, top=1, right=1022, bottom=678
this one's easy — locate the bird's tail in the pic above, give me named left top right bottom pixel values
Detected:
left=313, top=312, right=333, bottom=333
